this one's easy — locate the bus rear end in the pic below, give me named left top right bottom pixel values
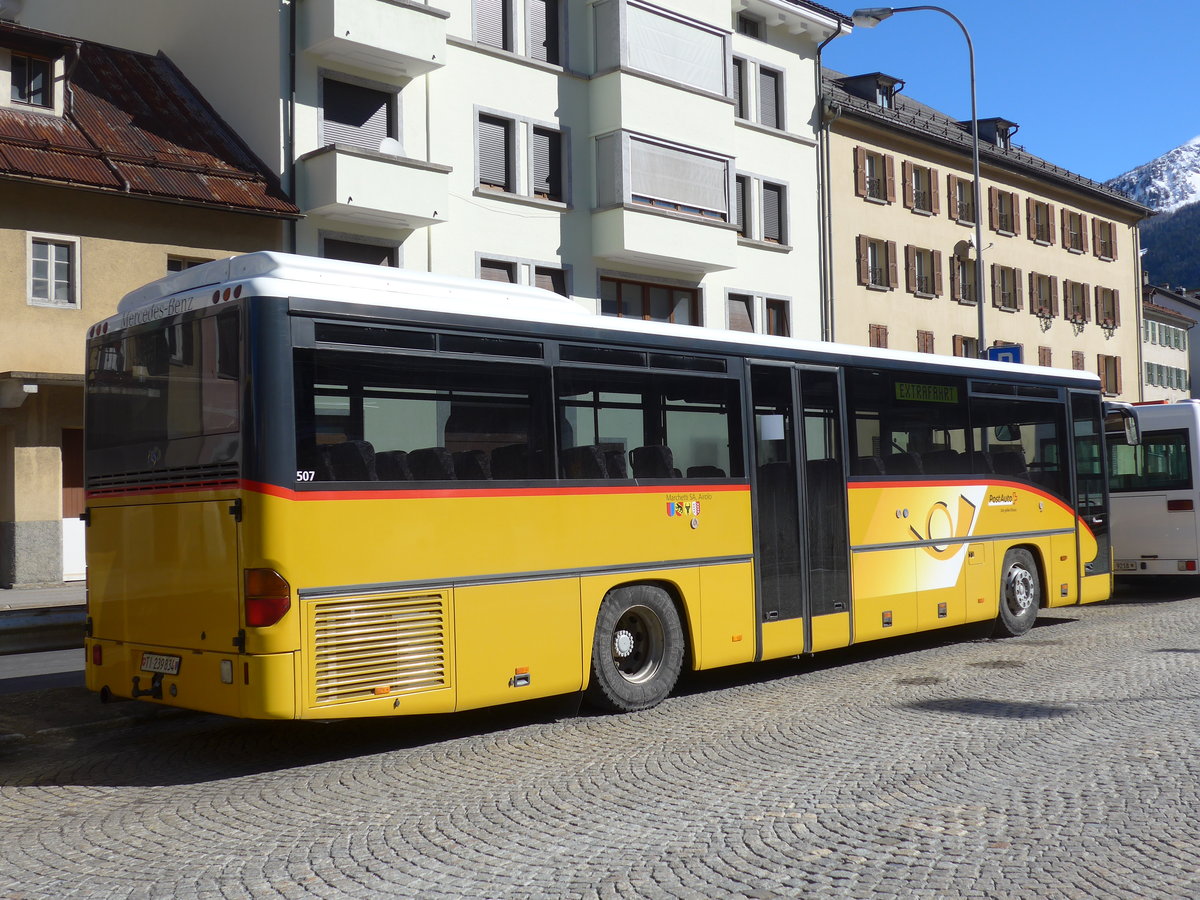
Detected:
left=83, top=294, right=293, bottom=718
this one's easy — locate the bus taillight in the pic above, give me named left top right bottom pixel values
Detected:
left=244, top=568, right=291, bottom=627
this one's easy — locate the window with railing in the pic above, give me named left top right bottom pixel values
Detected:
left=953, top=334, right=979, bottom=358
left=1094, top=219, right=1116, bottom=260
left=1029, top=199, right=1054, bottom=244
left=951, top=258, right=977, bottom=304
left=857, top=236, right=895, bottom=289
left=905, top=245, right=941, bottom=297
left=1064, top=280, right=1089, bottom=322
left=990, top=188, right=1018, bottom=235
left=992, top=265, right=1021, bottom=311
left=1095, top=286, right=1119, bottom=326
left=1063, top=210, right=1086, bottom=252
left=947, top=174, right=975, bottom=223
left=1029, top=272, right=1056, bottom=316
left=855, top=147, right=892, bottom=203
left=904, top=162, right=937, bottom=214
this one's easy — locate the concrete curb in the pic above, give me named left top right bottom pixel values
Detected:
left=0, top=605, right=86, bottom=655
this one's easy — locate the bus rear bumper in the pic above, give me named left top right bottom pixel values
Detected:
left=1114, top=559, right=1200, bottom=576
left=85, top=638, right=298, bottom=719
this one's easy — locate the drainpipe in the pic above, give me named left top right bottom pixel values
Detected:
left=286, top=0, right=298, bottom=252
left=815, top=23, right=851, bottom=343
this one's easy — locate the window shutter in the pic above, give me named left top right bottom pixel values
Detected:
left=480, top=259, right=515, bottom=282
left=1111, top=224, right=1118, bottom=260
left=933, top=250, right=943, bottom=296
left=854, top=147, right=867, bottom=197
left=758, top=68, right=780, bottom=128
left=884, top=155, right=896, bottom=202
left=528, top=0, right=559, bottom=63
left=1083, top=283, right=1091, bottom=322
left=886, top=241, right=898, bottom=288
left=1009, top=192, right=1020, bottom=235
left=902, top=160, right=913, bottom=209
left=856, top=235, right=869, bottom=285
left=1047, top=204, right=1056, bottom=244
left=323, top=79, right=391, bottom=151
left=988, top=187, right=999, bottom=231
left=1079, top=215, right=1088, bottom=253
left=1096, top=356, right=1108, bottom=394
left=733, top=59, right=745, bottom=118
left=531, top=127, right=561, bottom=200
left=904, top=244, right=915, bottom=293
left=990, top=263, right=1000, bottom=308
left=476, top=0, right=510, bottom=50
left=762, top=183, right=783, bottom=243
left=1060, top=207, right=1068, bottom=249
left=735, top=175, right=747, bottom=236
left=1113, top=289, right=1121, bottom=327
left=1014, top=268, right=1023, bottom=310
left=929, top=168, right=940, bottom=215
left=728, top=293, right=754, bottom=332
left=950, top=255, right=960, bottom=299
left=1028, top=271, right=1038, bottom=312
left=948, top=174, right=959, bottom=219
left=630, top=138, right=728, bottom=214
left=953, top=334, right=964, bottom=356
left=478, top=115, right=511, bottom=190
left=1025, top=197, right=1034, bottom=239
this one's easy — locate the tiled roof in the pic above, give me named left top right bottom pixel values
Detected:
left=0, top=23, right=298, bottom=217
left=1142, top=299, right=1197, bottom=325
left=822, top=68, right=1151, bottom=219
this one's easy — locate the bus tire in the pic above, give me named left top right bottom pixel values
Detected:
left=994, top=548, right=1040, bottom=638
left=584, top=585, right=684, bottom=713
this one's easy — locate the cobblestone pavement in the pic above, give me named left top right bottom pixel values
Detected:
left=3, top=583, right=1200, bottom=899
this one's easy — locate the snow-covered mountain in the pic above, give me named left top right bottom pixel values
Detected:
left=1105, top=135, right=1200, bottom=213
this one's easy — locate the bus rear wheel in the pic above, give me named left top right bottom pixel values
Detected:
left=994, top=548, right=1040, bottom=638
left=584, top=585, right=684, bottom=713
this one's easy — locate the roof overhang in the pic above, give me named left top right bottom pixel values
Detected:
left=0, top=371, right=83, bottom=408
left=734, top=0, right=850, bottom=40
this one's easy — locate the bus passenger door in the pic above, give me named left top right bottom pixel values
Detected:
left=751, top=365, right=850, bottom=660
left=1071, top=391, right=1112, bottom=603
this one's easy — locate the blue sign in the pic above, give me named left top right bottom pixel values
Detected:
left=987, top=345, right=1023, bottom=365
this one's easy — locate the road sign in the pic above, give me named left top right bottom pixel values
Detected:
left=987, top=345, right=1022, bottom=365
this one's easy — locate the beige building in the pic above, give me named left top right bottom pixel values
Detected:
left=0, top=23, right=297, bottom=586
left=821, top=70, right=1150, bottom=398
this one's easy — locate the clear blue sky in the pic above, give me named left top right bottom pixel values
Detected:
left=823, top=0, right=1194, bottom=183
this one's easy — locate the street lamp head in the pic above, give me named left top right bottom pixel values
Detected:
left=851, top=8, right=895, bottom=28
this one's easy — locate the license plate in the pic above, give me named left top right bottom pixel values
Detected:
left=140, top=652, right=181, bottom=675
left=1114, top=561, right=1137, bottom=572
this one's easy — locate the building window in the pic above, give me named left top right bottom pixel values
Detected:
left=601, top=276, right=699, bottom=325
left=598, top=132, right=728, bottom=221
left=732, top=58, right=784, bottom=129
left=905, top=246, right=941, bottom=297
left=528, top=0, right=561, bottom=64
left=323, top=237, right=398, bottom=266
left=1095, top=287, right=1120, bottom=326
left=28, top=235, right=80, bottom=307
left=950, top=258, right=977, bottom=304
left=531, top=126, right=563, bottom=200
left=854, top=147, right=893, bottom=203
left=594, top=1, right=729, bottom=96
left=728, top=293, right=753, bottom=332
left=761, top=182, right=785, bottom=243
left=478, top=114, right=514, bottom=192
left=1093, top=218, right=1116, bottom=260
left=954, top=335, right=979, bottom=358
left=1038, top=346, right=1052, bottom=367
left=321, top=78, right=395, bottom=153
left=1064, top=280, right=1090, bottom=323
left=734, top=175, right=749, bottom=237
left=736, top=13, right=762, bottom=38
left=765, top=298, right=789, bottom=337
left=1029, top=272, right=1057, bottom=317
left=1072, top=350, right=1085, bottom=371
left=1063, top=209, right=1087, bottom=252
left=916, top=330, right=934, bottom=354
left=480, top=258, right=517, bottom=282
left=856, top=236, right=896, bottom=289
left=535, top=265, right=568, bottom=296
left=989, top=187, right=1019, bottom=235
left=947, top=174, right=974, bottom=223
left=875, top=82, right=895, bottom=109
left=1144, top=319, right=1188, bottom=350
left=991, top=264, right=1022, bottom=311
left=11, top=53, right=51, bottom=108
left=1028, top=198, right=1054, bottom=244
left=869, top=324, right=888, bottom=348
left=166, top=256, right=211, bottom=273
left=758, top=67, right=781, bottom=129
left=903, top=162, right=938, bottom=214
left=732, top=59, right=747, bottom=118
left=1098, top=355, right=1121, bottom=396
left=478, top=113, right=565, bottom=201
left=476, top=0, right=513, bottom=51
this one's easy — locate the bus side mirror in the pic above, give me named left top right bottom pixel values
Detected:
left=1104, top=402, right=1140, bottom=446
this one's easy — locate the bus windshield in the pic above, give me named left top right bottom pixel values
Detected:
left=1109, top=428, right=1192, bottom=493
left=86, top=310, right=240, bottom=450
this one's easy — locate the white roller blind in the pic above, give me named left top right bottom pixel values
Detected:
left=478, top=115, right=510, bottom=190
left=630, top=138, right=727, bottom=214
left=323, top=80, right=390, bottom=151
left=627, top=4, right=725, bottom=95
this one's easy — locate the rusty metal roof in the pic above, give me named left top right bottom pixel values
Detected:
left=0, top=23, right=298, bottom=217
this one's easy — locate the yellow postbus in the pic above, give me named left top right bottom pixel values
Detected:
left=84, top=252, right=1124, bottom=719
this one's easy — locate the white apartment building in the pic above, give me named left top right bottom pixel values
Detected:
left=18, top=0, right=851, bottom=338
left=1142, top=282, right=1199, bottom=400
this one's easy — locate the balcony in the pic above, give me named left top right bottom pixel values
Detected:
left=298, top=145, right=450, bottom=229
left=592, top=204, right=737, bottom=274
left=302, top=0, right=448, bottom=80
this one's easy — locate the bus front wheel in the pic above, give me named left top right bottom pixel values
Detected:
left=584, top=585, right=684, bottom=713
left=994, top=548, right=1040, bottom=638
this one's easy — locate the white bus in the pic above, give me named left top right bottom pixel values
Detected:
left=1110, top=400, right=1200, bottom=576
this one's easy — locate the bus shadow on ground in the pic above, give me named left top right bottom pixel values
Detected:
left=1108, top=577, right=1200, bottom=606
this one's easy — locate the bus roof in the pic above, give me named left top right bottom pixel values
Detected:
left=98, top=251, right=1100, bottom=387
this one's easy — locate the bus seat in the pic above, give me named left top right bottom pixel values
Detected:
left=453, top=449, right=492, bottom=480
left=631, top=445, right=675, bottom=478
left=375, top=449, right=412, bottom=481
left=328, top=440, right=378, bottom=481
left=687, top=465, right=726, bottom=479
left=990, top=450, right=1028, bottom=476
left=601, top=444, right=628, bottom=479
left=409, top=446, right=457, bottom=480
left=884, top=451, right=923, bottom=475
left=852, top=456, right=885, bottom=476
left=921, top=449, right=968, bottom=475
left=491, top=443, right=530, bottom=479
left=561, top=445, right=607, bottom=479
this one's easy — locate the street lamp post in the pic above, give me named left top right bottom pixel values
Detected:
left=851, top=6, right=986, bottom=358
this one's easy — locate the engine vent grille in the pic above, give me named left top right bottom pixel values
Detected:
left=87, top=463, right=239, bottom=494
left=311, top=591, right=449, bottom=705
